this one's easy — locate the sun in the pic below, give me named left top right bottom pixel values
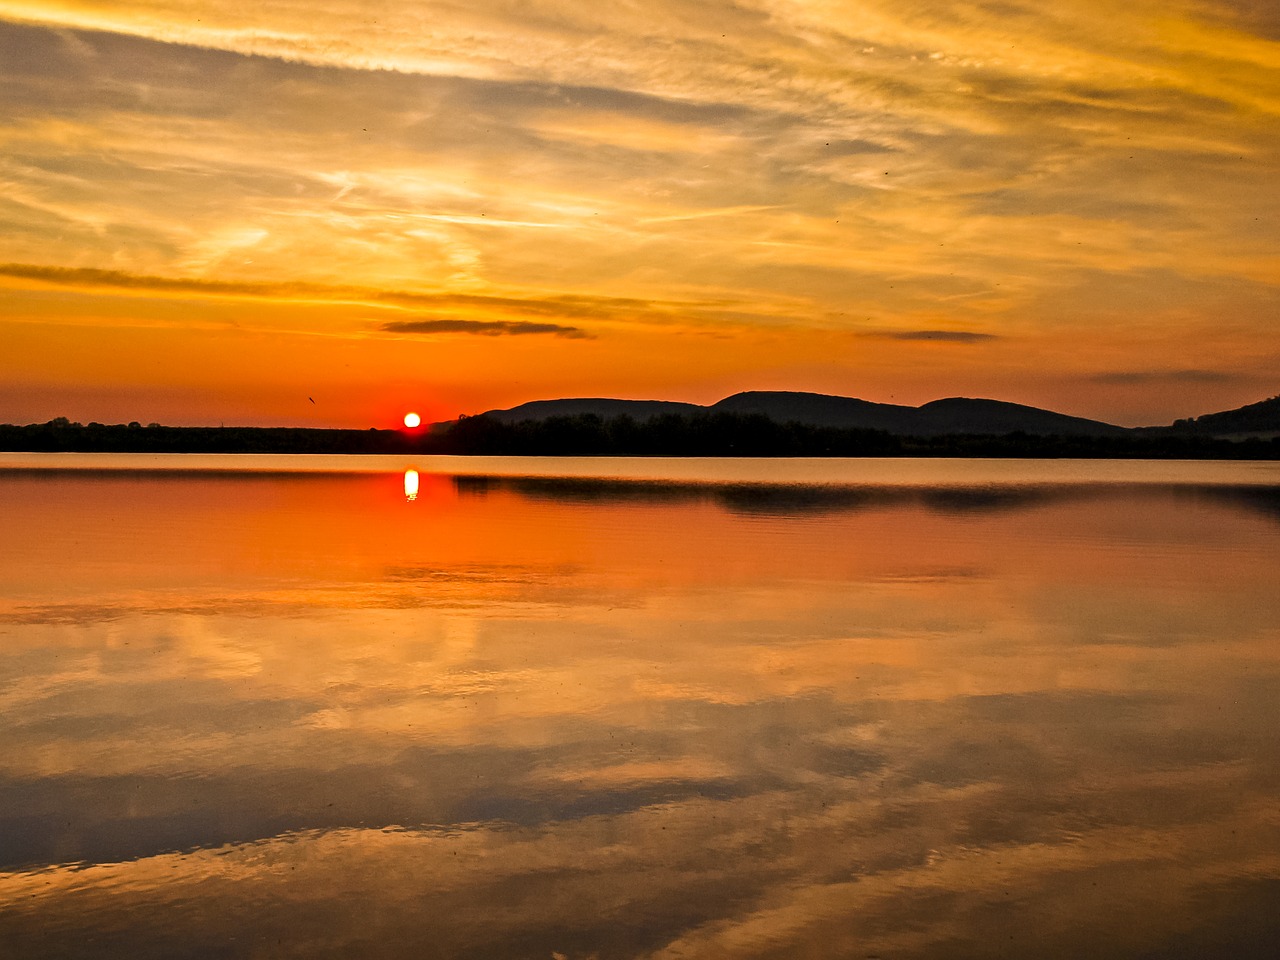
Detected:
left=403, top=412, right=421, bottom=428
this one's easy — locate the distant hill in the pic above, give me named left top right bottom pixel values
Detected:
left=1156, top=394, right=1280, bottom=438
left=914, top=397, right=1128, bottom=437
left=709, top=391, right=919, bottom=432
left=476, top=389, right=1280, bottom=438
left=711, top=391, right=1126, bottom=437
left=7, top=389, right=1276, bottom=457
left=477, top=390, right=1127, bottom=437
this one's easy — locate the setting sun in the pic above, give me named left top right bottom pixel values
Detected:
left=403, top=412, right=421, bottom=429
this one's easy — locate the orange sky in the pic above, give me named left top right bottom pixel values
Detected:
left=1, top=0, right=1277, bottom=427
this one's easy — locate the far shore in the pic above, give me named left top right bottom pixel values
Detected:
left=2, top=416, right=1278, bottom=460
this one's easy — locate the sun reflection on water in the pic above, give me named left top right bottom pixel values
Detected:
left=403, top=468, right=419, bottom=502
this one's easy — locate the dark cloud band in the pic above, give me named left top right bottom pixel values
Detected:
left=380, top=318, right=588, bottom=338
left=876, top=330, right=1000, bottom=343
left=0, top=263, right=621, bottom=324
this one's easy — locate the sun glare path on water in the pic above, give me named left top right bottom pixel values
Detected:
left=403, top=412, right=421, bottom=428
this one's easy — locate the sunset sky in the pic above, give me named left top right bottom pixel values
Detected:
left=1, top=0, right=1277, bottom=427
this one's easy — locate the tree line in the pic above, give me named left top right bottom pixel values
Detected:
left=2, top=412, right=1278, bottom=458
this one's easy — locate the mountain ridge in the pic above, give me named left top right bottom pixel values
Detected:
left=6, top=391, right=1278, bottom=456
left=1157, top=394, right=1280, bottom=438
left=473, top=390, right=1280, bottom=438
left=478, top=390, right=1136, bottom=437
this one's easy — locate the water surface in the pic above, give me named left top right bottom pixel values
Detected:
left=2, top=456, right=1278, bottom=958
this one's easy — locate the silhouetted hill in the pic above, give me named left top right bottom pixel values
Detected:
left=914, top=398, right=1127, bottom=437
left=709, top=391, right=919, bottom=432
left=483, top=391, right=1126, bottom=437
left=6, top=390, right=1279, bottom=457
left=1155, top=394, right=1280, bottom=438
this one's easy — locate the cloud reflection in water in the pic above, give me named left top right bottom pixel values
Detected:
left=0, top=463, right=1278, bottom=958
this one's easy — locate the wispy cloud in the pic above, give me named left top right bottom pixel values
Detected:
left=380, top=318, right=589, bottom=338
left=0, top=262, right=808, bottom=334
left=416, top=215, right=567, bottom=229
left=639, top=205, right=784, bottom=225
left=0, top=262, right=637, bottom=323
left=0, top=263, right=317, bottom=299
left=871, top=329, right=1001, bottom=343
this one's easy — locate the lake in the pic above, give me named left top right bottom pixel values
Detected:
left=2, top=455, right=1279, bottom=959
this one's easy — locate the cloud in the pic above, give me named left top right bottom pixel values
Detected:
left=0, top=262, right=308, bottom=298
left=873, top=329, right=1001, bottom=343
left=0, top=262, right=815, bottom=337
left=0, top=262, right=639, bottom=323
left=380, top=318, right=589, bottom=338
left=639, top=205, right=785, bottom=225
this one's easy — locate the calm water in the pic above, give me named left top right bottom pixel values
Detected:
left=2, top=455, right=1279, bottom=959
